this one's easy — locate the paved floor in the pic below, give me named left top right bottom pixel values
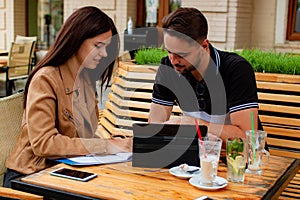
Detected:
left=0, top=79, right=26, bottom=97
left=0, top=81, right=5, bottom=97
left=98, top=86, right=111, bottom=110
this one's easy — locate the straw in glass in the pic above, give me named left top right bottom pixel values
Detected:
left=194, top=119, right=207, bottom=158
left=250, top=112, right=257, bottom=162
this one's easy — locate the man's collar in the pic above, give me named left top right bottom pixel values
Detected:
left=209, top=44, right=220, bottom=70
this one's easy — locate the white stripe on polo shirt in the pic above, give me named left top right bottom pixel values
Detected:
left=213, top=47, right=220, bottom=70
left=229, top=102, right=259, bottom=113
left=152, top=97, right=174, bottom=106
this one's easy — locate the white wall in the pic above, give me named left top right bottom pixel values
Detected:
left=182, top=0, right=300, bottom=52
left=1, top=0, right=300, bottom=53
left=0, top=0, right=14, bottom=50
left=251, top=0, right=276, bottom=50
left=63, top=0, right=137, bottom=55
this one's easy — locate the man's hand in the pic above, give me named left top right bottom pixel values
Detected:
left=165, top=115, right=196, bottom=124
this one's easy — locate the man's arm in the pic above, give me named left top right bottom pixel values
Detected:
left=201, top=107, right=259, bottom=141
left=148, top=102, right=173, bottom=123
left=161, top=107, right=259, bottom=141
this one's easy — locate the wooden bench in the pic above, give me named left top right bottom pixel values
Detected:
left=98, top=62, right=181, bottom=138
left=99, top=62, right=300, bottom=159
left=256, top=73, right=300, bottom=159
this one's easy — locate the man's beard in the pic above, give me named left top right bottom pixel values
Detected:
left=187, top=66, right=197, bottom=72
left=175, top=64, right=196, bottom=74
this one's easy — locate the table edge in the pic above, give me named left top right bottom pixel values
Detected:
left=11, top=177, right=100, bottom=200
left=262, top=158, right=300, bottom=199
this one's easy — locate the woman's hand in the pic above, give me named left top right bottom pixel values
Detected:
left=106, top=137, right=133, bottom=154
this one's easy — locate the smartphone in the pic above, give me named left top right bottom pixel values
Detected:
left=49, top=167, right=97, bottom=182
left=194, top=196, right=215, bottom=200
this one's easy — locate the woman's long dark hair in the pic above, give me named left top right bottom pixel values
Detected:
left=23, top=6, right=120, bottom=108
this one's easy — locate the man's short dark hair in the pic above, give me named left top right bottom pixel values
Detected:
left=162, top=7, right=208, bottom=43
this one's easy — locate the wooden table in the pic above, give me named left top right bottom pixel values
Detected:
left=12, top=155, right=300, bottom=200
left=0, top=56, right=8, bottom=66
left=0, top=50, right=8, bottom=55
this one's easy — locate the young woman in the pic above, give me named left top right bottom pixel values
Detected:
left=4, top=6, right=132, bottom=187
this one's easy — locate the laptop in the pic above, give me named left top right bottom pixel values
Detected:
left=132, top=123, right=207, bottom=168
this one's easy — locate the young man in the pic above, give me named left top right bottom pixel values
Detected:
left=149, top=7, right=259, bottom=142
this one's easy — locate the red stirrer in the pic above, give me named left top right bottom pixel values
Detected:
left=194, top=119, right=207, bottom=158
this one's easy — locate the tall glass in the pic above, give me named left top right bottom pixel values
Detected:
left=245, top=130, right=270, bottom=175
left=226, top=137, right=246, bottom=183
left=198, top=137, right=222, bottom=186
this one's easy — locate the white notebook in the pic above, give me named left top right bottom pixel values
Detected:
left=55, top=152, right=132, bottom=166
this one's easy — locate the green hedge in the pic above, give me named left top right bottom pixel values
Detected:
left=134, top=47, right=167, bottom=65
left=134, top=48, right=300, bottom=75
left=236, top=49, right=300, bottom=75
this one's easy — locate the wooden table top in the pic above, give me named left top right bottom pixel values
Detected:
left=13, top=155, right=300, bottom=200
left=0, top=50, right=8, bottom=55
left=0, top=56, right=8, bottom=66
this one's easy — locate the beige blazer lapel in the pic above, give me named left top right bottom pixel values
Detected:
left=73, top=70, right=98, bottom=138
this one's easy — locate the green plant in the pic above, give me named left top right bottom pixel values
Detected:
left=134, top=47, right=300, bottom=75
left=235, top=49, right=300, bottom=75
left=134, top=47, right=167, bottom=65
left=226, top=138, right=244, bottom=159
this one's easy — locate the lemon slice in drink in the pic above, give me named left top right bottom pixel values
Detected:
left=227, top=157, right=238, bottom=174
left=234, top=156, right=245, bottom=173
left=228, top=156, right=245, bottom=174
left=235, top=156, right=245, bottom=166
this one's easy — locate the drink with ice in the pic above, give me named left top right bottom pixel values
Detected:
left=226, top=137, right=246, bottom=183
left=200, top=155, right=219, bottom=185
left=245, top=130, right=270, bottom=175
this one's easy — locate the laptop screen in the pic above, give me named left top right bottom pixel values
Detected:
left=132, top=123, right=207, bottom=168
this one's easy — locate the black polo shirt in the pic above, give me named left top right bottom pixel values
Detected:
left=152, top=44, right=258, bottom=123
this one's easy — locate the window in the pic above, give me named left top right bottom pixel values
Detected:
left=287, top=0, right=300, bottom=40
left=136, top=0, right=181, bottom=27
left=37, top=0, right=63, bottom=49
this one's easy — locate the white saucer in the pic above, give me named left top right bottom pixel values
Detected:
left=169, top=165, right=201, bottom=179
left=189, top=176, right=228, bottom=190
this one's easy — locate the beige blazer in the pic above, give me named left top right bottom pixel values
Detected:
left=6, top=64, right=106, bottom=174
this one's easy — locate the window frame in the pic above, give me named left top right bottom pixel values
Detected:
left=286, top=0, right=300, bottom=40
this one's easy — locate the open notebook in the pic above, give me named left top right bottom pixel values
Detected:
left=55, top=152, right=132, bottom=166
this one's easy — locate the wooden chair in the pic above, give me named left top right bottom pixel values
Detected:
left=0, top=41, right=35, bottom=96
left=15, top=35, right=37, bottom=66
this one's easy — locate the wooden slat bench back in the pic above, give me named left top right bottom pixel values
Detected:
left=256, top=74, right=300, bottom=159
left=99, top=62, right=300, bottom=160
